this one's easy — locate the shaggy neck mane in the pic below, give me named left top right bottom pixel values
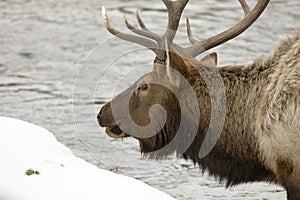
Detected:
left=179, top=58, right=278, bottom=186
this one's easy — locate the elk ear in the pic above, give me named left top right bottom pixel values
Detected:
left=165, top=40, right=188, bottom=87
left=200, top=52, right=218, bottom=68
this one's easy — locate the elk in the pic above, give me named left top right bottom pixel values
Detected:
left=97, top=0, right=300, bottom=199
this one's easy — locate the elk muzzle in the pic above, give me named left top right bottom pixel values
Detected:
left=97, top=102, right=128, bottom=138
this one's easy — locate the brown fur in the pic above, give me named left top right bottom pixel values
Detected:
left=98, top=31, right=300, bottom=199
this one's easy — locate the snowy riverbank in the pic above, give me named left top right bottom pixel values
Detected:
left=0, top=116, right=175, bottom=200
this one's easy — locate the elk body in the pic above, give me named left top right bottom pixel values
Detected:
left=97, top=0, right=300, bottom=199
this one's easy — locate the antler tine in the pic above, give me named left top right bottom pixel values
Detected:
left=123, top=13, right=161, bottom=42
left=136, top=8, right=149, bottom=31
left=185, top=0, right=270, bottom=57
left=162, top=0, right=189, bottom=43
left=239, top=0, right=251, bottom=15
left=102, top=6, right=158, bottom=54
left=186, top=16, right=198, bottom=45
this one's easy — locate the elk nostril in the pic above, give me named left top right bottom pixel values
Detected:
left=97, top=112, right=102, bottom=124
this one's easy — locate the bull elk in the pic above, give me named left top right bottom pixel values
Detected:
left=97, top=0, right=300, bottom=199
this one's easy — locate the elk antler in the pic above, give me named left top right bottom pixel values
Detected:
left=102, top=6, right=158, bottom=54
left=102, top=0, right=189, bottom=63
left=184, top=0, right=270, bottom=57
left=102, top=0, right=270, bottom=62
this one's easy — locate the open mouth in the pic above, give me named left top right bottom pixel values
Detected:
left=105, top=125, right=128, bottom=138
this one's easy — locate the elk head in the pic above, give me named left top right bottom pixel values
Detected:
left=97, top=0, right=270, bottom=157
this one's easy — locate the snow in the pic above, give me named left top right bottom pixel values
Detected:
left=0, top=116, right=175, bottom=200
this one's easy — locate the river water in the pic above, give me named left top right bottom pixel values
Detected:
left=1, top=0, right=299, bottom=199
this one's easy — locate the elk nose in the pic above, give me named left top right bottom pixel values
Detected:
left=97, top=102, right=112, bottom=127
left=97, top=109, right=106, bottom=127
left=97, top=111, right=102, bottom=125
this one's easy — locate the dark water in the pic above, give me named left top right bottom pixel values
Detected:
left=1, top=0, right=299, bottom=199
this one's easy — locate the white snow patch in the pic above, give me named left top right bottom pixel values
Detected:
left=0, top=116, right=175, bottom=200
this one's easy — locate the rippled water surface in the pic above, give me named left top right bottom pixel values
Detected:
left=1, top=0, right=299, bottom=199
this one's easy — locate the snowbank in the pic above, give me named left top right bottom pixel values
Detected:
left=0, top=116, right=175, bottom=200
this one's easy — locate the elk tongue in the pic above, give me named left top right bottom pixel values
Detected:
left=110, top=125, right=122, bottom=135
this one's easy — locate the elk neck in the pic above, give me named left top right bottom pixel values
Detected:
left=181, top=58, right=276, bottom=185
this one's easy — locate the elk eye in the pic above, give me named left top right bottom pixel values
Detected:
left=137, top=83, right=148, bottom=91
